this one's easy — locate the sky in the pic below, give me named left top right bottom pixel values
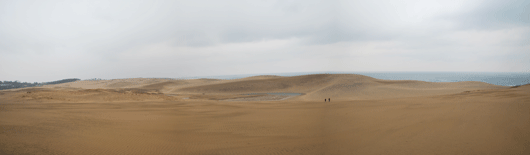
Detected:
left=1, top=0, right=529, bottom=82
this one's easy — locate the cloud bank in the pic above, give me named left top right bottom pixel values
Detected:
left=1, top=0, right=529, bottom=82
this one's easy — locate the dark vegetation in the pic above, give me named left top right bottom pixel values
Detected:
left=0, top=78, right=80, bottom=90
left=44, top=78, right=80, bottom=85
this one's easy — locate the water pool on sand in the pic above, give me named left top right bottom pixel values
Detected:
left=242, top=93, right=303, bottom=96
left=223, top=93, right=303, bottom=101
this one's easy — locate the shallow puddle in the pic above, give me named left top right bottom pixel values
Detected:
left=243, top=93, right=303, bottom=96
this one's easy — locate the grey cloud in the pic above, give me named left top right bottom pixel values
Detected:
left=1, top=0, right=529, bottom=81
left=447, top=0, right=530, bottom=30
left=2, top=0, right=527, bottom=52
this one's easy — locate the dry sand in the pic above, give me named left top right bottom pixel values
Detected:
left=0, top=74, right=529, bottom=154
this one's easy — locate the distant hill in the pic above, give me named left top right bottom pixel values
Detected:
left=173, top=74, right=506, bottom=101
left=0, top=78, right=80, bottom=90
left=44, top=78, right=81, bottom=85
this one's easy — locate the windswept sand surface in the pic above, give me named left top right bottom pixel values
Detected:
left=1, top=74, right=529, bottom=154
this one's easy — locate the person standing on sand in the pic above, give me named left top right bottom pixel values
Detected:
left=329, top=98, right=330, bottom=102
left=325, top=99, right=326, bottom=102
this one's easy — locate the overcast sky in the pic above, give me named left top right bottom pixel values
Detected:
left=1, top=0, right=529, bottom=82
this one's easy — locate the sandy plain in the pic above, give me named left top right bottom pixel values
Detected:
left=0, top=74, right=529, bottom=155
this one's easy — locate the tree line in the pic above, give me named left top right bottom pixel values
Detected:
left=0, top=78, right=80, bottom=90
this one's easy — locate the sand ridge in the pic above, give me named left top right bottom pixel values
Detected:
left=20, top=74, right=506, bottom=102
left=9, top=74, right=505, bottom=102
left=174, top=74, right=506, bottom=101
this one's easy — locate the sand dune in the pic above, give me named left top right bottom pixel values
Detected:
left=175, top=74, right=506, bottom=101
left=28, top=74, right=505, bottom=101
left=2, top=88, right=177, bottom=103
left=4, top=74, right=507, bottom=102
left=1, top=74, right=528, bottom=155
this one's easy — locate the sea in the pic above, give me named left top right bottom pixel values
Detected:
left=178, top=72, right=530, bottom=87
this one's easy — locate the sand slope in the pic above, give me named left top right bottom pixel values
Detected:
left=1, top=74, right=526, bottom=155
left=175, top=74, right=506, bottom=101
left=26, top=74, right=506, bottom=101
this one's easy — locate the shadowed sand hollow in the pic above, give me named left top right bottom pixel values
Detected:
left=1, top=74, right=529, bottom=155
